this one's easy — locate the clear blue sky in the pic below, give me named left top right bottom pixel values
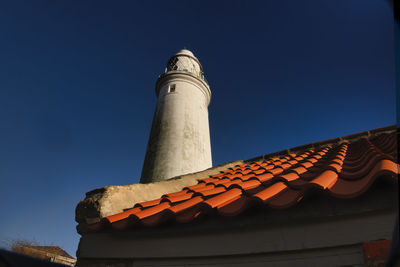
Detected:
left=0, top=0, right=395, bottom=257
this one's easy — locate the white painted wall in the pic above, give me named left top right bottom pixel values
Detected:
left=141, top=50, right=212, bottom=183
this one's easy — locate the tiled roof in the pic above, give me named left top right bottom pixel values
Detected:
left=87, top=130, right=398, bottom=232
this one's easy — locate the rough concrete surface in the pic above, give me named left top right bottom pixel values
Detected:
left=75, top=160, right=243, bottom=224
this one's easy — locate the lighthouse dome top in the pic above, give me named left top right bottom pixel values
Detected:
left=164, top=49, right=206, bottom=82
left=175, top=49, right=195, bottom=57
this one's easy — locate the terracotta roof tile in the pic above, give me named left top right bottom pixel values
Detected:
left=203, top=188, right=243, bottom=209
left=231, top=179, right=261, bottom=190
left=253, top=182, right=287, bottom=202
left=194, top=186, right=225, bottom=197
left=168, top=196, right=204, bottom=214
left=280, top=172, right=300, bottom=182
left=218, top=195, right=253, bottom=216
left=163, top=189, right=190, bottom=198
left=267, top=188, right=304, bottom=209
left=134, top=198, right=161, bottom=208
left=256, top=172, right=274, bottom=182
left=162, top=192, right=194, bottom=203
left=106, top=207, right=142, bottom=223
left=190, top=184, right=215, bottom=193
left=310, top=170, right=339, bottom=189
left=253, top=169, right=267, bottom=175
left=87, top=131, right=398, bottom=231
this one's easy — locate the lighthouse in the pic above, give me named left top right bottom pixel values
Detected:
left=140, top=49, right=212, bottom=183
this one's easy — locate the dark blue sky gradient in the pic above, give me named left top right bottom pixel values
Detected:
left=0, top=0, right=395, bottom=256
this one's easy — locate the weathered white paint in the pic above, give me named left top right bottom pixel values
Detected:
left=140, top=50, right=212, bottom=183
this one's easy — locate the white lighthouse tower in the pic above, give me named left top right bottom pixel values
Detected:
left=140, top=49, right=212, bottom=183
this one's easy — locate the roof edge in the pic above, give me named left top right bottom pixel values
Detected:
left=246, top=125, right=397, bottom=163
left=76, top=160, right=243, bottom=226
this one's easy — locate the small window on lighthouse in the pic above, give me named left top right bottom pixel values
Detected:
left=168, top=84, right=176, bottom=93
